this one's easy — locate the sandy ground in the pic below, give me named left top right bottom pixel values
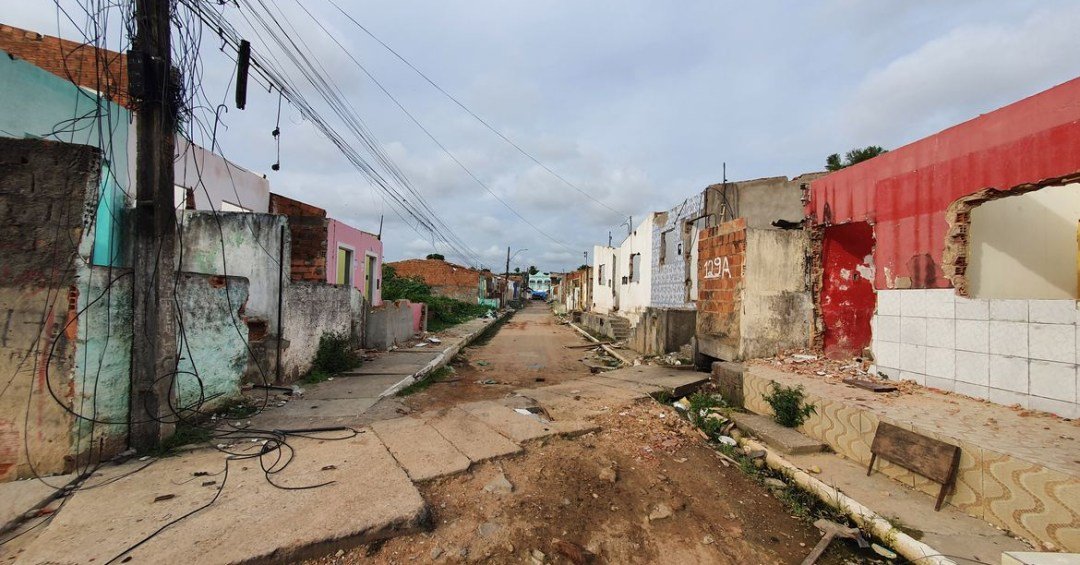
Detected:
left=306, top=305, right=881, bottom=564
left=310, top=400, right=838, bottom=564
left=401, top=302, right=595, bottom=412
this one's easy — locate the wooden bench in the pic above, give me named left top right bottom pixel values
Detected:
left=867, top=422, right=961, bottom=511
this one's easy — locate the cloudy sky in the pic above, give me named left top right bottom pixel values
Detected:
left=10, top=1, right=1080, bottom=271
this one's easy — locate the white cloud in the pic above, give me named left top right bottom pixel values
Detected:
left=844, top=6, right=1080, bottom=145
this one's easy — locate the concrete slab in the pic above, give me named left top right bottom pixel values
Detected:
left=457, top=401, right=561, bottom=443
left=789, top=451, right=1032, bottom=563
left=0, top=475, right=70, bottom=527
left=536, top=379, right=648, bottom=403
left=371, top=417, right=472, bottom=481
left=729, top=412, right=825, bottom=455
left=274, top=398, right=380, bottom=418
left=513, top=387, right=612, bottom=421
left=14, top=434, right=428, bottom=565
left=581, top=375, right=664, bottom=395
left=343, top=353, right=440, bottom=376
left=303, top=373, right=402, bottom=400
left=601, top=365, right=708, bottom=397
left=421, top=408, right=522, bottom=463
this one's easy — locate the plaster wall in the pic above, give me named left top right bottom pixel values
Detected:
left=326, top=219, right=383, bottom=306
left=174, top=138, right=270, bottom=213
left=968, top=183, right=1080, bottom=300
left=0, top=138, right=101, bottom=480
left=174, top=273, right=252, bottom=410
left=591, top=245, right=617, bottom=314
left=366, top=300, right=417, bottom=350
left=280, top=282, right=355, bottom=382
left=178, top=211, right=288, bottom=334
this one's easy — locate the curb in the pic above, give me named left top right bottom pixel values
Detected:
left=379, top=309, right=515, bottom=398
left=737, top=436, right=955, bottom=565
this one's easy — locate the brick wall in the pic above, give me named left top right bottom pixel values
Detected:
left=269, top=193, right=328, bottom=282
left=388, top=259, right=479, bottom=303
left=0, top=24, right=130, bottom=109
left=696, top=219, right=747, bottom=357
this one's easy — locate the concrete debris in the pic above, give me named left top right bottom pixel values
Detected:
left=808, top=465, right=821, bottom=474
left=530, top=548, right=547, bottom=564
left=335, top=549, right=345, bottom=557
left=747, top=450, right=767, bottom=460
left=414, top=342, right=428, bottom=348
left=672, top=397, right=691, bottom=412
left=763, top=478, right=786, bottom=490
left=648, top=503, right=674, bottom=521
left=717, top=436, right=737, bottom=447
left=483, top=472, right=514, bottom=495
left=702, top=534, right=715, bottom=545
left=599, top=466, right=618, bottom=483
left=430, top=547, right=443, bottom=560
left=871, top=543, right=897, bottom=559
left=427, top=337, right=442, bottom=344
left=790, top=354, right=818, bottom=362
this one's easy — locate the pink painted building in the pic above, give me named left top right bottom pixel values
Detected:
left=326, top=219, right=383, bottom=307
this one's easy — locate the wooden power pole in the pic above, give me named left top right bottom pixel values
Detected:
left=130, top=0, right=178, bottom=450
left=502, top=246, right=510, bottom=309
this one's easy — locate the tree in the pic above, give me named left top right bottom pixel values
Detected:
left=577, top=264, right=588, bottom=271
left=825, top=145, right=887, bottom=171
left=513, top=267, right=521, bottom=274
left=528, top=266, right=539, bottom=275
left=426, top=253, right=445, bottom=260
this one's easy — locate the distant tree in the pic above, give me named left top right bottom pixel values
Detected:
left=426, top=253, right=445, bottom=260
left=528, top=266, right=539, bottom=275
left=513, top=267, right=521, bottom=274
left=578, top=264, right=588, bottom=271
left=825, top=145, right=887, bottom=171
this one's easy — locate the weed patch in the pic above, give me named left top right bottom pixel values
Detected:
left=313, top=332, right=358, bottom=375
left=763, top=383, right=815, bottom=428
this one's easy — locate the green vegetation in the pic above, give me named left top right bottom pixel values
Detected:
left=313, top=331, right=358, bottom=374
left=687, top=392, right=729, bottom=437
left=763, top=383, right=816, bottom=428
left=397, top=366, right=454, bottom=396
left=382, top=265, right=488, bottom=332
left=825, top=145, right=887, bottom=171
left=425, top=253, right=445, bottom=260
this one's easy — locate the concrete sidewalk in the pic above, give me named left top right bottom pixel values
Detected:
left=247, top=313, right=506, bottom=431
left=7, top=363, right=706, bottom=564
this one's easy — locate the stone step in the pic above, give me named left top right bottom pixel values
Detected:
left=729, top=412, right=826, bottom=455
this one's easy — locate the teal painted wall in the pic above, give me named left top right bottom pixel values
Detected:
left=174, top=273, right=251, bottom=412
left=0, top=50, right=131, bottom=267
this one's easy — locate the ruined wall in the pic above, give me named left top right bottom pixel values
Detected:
left=178, top=211, right=288, bottom=334
left=174, top=273, right=251, bottom=410
left=0, top=138, right=99, bottom=480
left=387, top=259, right=480, bottom=304
left=174, top=139, right=269, bottom=213
left=280, top=282, right=355, bottom=382
left=696, top=219, right=811, bottom=361
left=652, top=193, right=704, bottom=310
left=695, top=220, right=747, bottom=360
left=631, top=308, right=697, bottom=356
left=366, top=300, right=417, bottom=350
left=705, top=174, right=820, bottom=230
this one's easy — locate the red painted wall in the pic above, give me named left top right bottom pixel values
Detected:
left=821, top=222, right=875, bottom=358
left=808, top=77, right=1080, bottom=289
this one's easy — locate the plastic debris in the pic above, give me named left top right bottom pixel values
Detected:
left=717, top=436, right=738, bottom=447
left=672, top=397, right=691, bottom=411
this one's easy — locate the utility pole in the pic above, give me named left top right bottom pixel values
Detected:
left=502, top=246, right=510, bottom=309
left=130, top=0, right=178, bottom=450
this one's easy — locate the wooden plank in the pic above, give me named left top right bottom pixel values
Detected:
left=868, top=422, right=961, bottom=510
left=842, top=377, right=897, bottom=392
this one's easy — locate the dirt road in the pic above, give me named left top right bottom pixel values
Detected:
left=310, top=305, right=874, bottom=564
left=401, top=301, right=594, bottom=412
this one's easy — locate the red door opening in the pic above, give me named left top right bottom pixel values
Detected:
left=821, top=222, right=875, bottom=359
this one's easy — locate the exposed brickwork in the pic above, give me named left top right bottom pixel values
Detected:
left=696, top=219, right=747, bottom=347
left=387, top=259, right=480, bottom=303
left=269, top=193, right=328, bottom=282
left=0, top=24, right=131, bottom=109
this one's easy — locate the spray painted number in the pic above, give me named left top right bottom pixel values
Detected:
left=704, top=256, right=732, bottom=279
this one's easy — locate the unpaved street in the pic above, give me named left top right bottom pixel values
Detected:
left=311, top=305, right=856, bottom=564
left=401, top=302, right=594, bottom=412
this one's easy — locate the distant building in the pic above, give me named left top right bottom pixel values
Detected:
left=387, top=258, right=482, bottom=303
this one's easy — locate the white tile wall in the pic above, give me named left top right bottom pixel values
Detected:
left=989, top=321, right=1028, bottom=357
left=925, top=318, right=955, bottom=349
left=1029, top=323, right=1075, bottom=363
left=1029, top=361, right=1076, bottom=402
left=870, top=290, right=1079, bottom=419
left=989, top=355, right=1028, bottom=393
left=955, top=319, right=989, bottom=353
left=989, top=299, right=1028, bottom=322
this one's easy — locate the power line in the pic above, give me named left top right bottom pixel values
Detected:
left=322, top=0, right=630, bottom=223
